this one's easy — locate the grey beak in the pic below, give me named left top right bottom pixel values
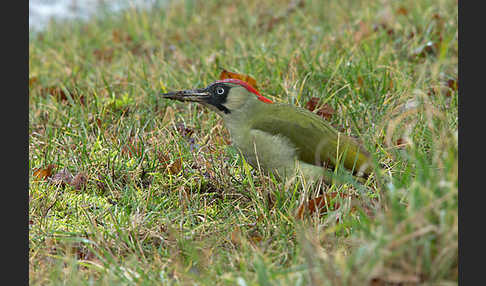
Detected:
left=162, top=88, right=210, bottom=102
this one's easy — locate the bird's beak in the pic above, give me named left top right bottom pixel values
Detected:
left=162, top=88, right=209, bottom=103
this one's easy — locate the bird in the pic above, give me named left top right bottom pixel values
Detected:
left=162, top=78, right=373, bottom=183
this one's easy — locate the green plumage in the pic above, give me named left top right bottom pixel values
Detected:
left=250, top=103, right=371, bottom=175
left=163, top=82, right=373, bottom=182
left=223, top=92, right=373, bottom=180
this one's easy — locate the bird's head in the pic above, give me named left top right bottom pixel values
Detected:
left=162, top=79, right=273, bottom=116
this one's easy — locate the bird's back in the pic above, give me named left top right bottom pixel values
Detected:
left=248, top=102, right=372, bottom=176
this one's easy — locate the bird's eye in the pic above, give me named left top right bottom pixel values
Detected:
left=216, top=87, right=225, bottom=95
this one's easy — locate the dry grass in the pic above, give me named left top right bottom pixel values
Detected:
left=29, top=0, right=457, bottom=284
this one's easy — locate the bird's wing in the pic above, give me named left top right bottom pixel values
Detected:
left=250, top=103, right=371, bottom=175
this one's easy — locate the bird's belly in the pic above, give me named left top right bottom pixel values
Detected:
left=231, top=129, right=298, bottom=174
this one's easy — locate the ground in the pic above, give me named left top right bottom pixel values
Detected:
left=29, top=0, right=458, bottom=284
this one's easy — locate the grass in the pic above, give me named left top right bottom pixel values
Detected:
left=29, top=0, right=458, bottom=284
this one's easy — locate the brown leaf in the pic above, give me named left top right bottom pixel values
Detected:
left=129, top=43, right=147, bottom=56
left=49, top=167, right=74, bottom=186
left=175, top=122, right=194, bottom=138
left=395, top=138, right=409, bottom=148
left=305, top=98, right=335, bottom=120
left=369, top=277, right=385, bottom=286
left=230, top=226, right=241, bottom=246
left=428, top=83, right=455, bottom=98
left=39, top=86, right=85, bottom=105
left=40, top=86, right=67, bottom=101
left=33, top=164, right=56, bottom=180
left=78, top=94, right=86, bottom=105
left=95, top=174, right=107, bottom=192
left=168, top=158, right=182, bottom=175
left=29, top=77, right=38, bottom=88
left=432, top=13, right=442, bottom=21
left=73, top=245, right=96, bottom=261
left=219, top=69, right=259, bottom=91
left=305, top=97, right=320, bottom=112
left=412, top=41, right=436, bottom=59
left=71, top=172, right=88, bottom=190
left=447, top=78, right=458, bottom=92
left=112, top=29, right=133, bottom=43
left=296, top=192, right=344, bottom=219
left=373, top=23, right=394, bottom=36
left=93, top=47, right=114, bottom=62
left=157, top=152, right=171, bottom=170
left=248, top=231, right=263, bottom=245
left=396, top=6, right=408, bottom=16
left=370, top=270, right=421, bottom=285
left=357, top=76, right=364, bottom=88
left=316, top=104, right=335, bottom=120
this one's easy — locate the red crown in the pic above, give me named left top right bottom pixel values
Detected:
left=214, top=78, right=273, bottom=103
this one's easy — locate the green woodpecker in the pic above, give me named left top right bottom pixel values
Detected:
left=162, top=78, right=373, bottom=182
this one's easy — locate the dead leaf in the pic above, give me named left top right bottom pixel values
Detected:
left=316, top=104, right=335, bottom=120
left=305, top=97, right=320, bottom=112
left=127, top=42, right=143, bottom=55
left=73, top=245, right=96, bottom=261
left=29, top=77, right=38, bottom=88
left=175, top=122, right=194, bottom=138
left=447, top=78, right=458, bottom=93
left=139, top=168, right=153, bottom=189
left=95, top=174, right=107, bottom=192
left=40, top=86, right=67, bottom=101
left=93, top=47, right=114, bottom=62
left=157, top=152, right=171, bottom=170
left=370, top=270, right=421, bottom=285
left=248, top=231, right=263, bottom=245
left=395, top=138, right=409, bottom=148
left=412, top=41, right=436, bottom=59
left=305, top=98, right=335, bottom=120
left=168, top=158, right=182, bottom=175
left=112, top=29, right=133, bottom=43
left=39, top=86, right=85, bottom=105
left=230, top=226, right=241, bottom=246
left=428, top=83, right=455, bottom=98
left=357, top=76, right=364, bottom=88
left=369, top=277, right=385, bottom=286
left=396, top=6, right=408, bottom=16
left=219, top=69, right=259, bottom=90
left=49, top=167, right=74, bottom=186
left=71, top=172, right=88, bottom=190
left=296, top=192, right=352, bottom=220
left=33, top=164, right=56, bottom=180
left=373, top=23, right=394, bottom=36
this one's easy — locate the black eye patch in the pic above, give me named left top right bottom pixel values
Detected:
left=205, top=83, right=231, bottom=114
left=211, top=84, right=230, bottom=97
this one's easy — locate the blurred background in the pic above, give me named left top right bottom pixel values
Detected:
left=29, top=0, right=160, bottom=31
